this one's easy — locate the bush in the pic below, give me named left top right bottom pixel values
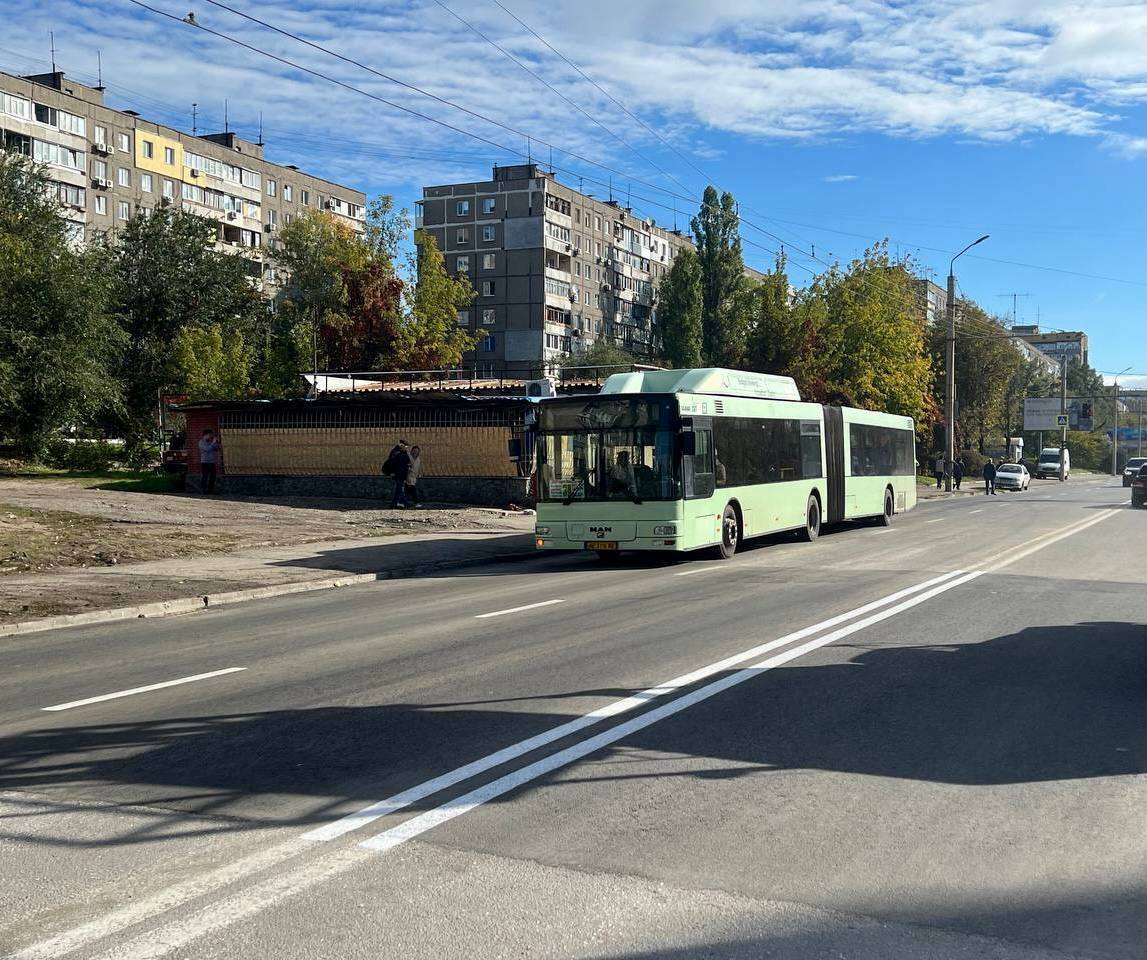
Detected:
left=42, top=438, right=118, bottom=472
left=957, top=449, right=988, bottom=474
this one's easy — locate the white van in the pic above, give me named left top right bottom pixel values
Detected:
left=1035, top=447, right=1069, bottom=480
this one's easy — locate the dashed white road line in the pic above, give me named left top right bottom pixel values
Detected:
left=41, top=668, right=247, bottom=712
left=474, top=599, right=565, bottom=619
left=969, top=509, right=984, bottom=515
left=924, top=519, right=944, bottom=524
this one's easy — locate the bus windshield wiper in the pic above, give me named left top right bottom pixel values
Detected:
left=562, top=478, right=585, bottom=505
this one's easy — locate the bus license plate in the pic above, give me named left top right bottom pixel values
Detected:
left=586, top=541, right=617, bottom=550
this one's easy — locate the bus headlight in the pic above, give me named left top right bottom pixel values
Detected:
left=653, top=524, right=677, bottom=536
left=535, top=526, right=551, bottom=535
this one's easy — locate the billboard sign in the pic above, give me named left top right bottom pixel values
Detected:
left=1025, top=398, right=1066, bottom=431
left=1024, top=398, right=1089, bottom=431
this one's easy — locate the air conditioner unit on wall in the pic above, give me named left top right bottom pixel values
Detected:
left=190, top=168, right=200, bottom=178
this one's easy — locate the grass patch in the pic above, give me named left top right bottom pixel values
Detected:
left=0, top=461, right=183, bottom=493
left=0, top=500, right=240, bottom=574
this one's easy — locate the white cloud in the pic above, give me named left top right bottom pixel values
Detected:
left=824, top=174, right=858, bottom=182
left=2, top=0, right=1146, bottom=217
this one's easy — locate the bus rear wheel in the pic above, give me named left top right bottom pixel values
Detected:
left=714, top=504, right=740, bottom=559
left=879, top=488, right=894, bottom=526
left=800, top=495, right=821, bottom=542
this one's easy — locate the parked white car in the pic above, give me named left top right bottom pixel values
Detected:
left=995, top=462, right=1030, bottom=491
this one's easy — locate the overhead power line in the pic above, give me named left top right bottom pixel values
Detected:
left=427, top=0, right=697, bottom=198
left=191, top=0, right=698, bottom=212
left=123, top=2, right=1147, bottom=294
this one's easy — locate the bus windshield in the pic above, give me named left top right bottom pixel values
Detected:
left=537, top=397, right=680, bottom=502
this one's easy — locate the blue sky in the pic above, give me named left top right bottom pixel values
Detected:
left=5, top=0, right=1146, bottom=386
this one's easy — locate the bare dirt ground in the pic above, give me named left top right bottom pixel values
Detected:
left=0, top=477, right=535, bottom=623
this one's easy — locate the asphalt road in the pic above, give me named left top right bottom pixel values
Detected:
left=1, top=475, right=1143, bottom=960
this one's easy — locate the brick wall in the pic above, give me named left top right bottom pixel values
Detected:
left=220, top=426, right=517, bottom=478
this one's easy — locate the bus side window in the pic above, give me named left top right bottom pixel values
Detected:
left=686, top=430, right=716, bottom=499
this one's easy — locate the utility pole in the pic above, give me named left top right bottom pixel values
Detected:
left=1139, top=395, right=1143, bottom=458
left=946, top=272, right=955, bottom=491
left=945, top=235, right=990, bottom=492
left=1111, top=367, right=1132, bottom=476
left=1059, top=358, right=1067, bottom=481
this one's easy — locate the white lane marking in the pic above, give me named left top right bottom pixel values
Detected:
left=924, top=519, right=944, bottom=524
left=361, top=570, right=985, bottom=854
left=674, top=564, right=727, bottom=576
left=86, top=846, right=373, bottom=960
left=303, top=569, right=964, bottom=843
left=969, top=509, right=983, bottom=515
left=474, top=599, right=565, bottom=619
left=6, top=839, right=309, bottom=960
left=984, top=509, right=1118, bottom=573
left=41, top=668, right=247, bottom=712
left=26, top=504, right=1117, bottom=960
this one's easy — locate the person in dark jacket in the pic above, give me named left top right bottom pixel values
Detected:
left=383, top=440, right=412, bottom=508
left=953, top=457, right=965, bottom=491
left=983, top=458, right=997, bottom=496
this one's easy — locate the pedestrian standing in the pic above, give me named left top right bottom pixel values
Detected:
left=197, top=428, right=220, bottom=495
left=405, top=445, right=423, bottom=507
left=953, top=457, right=965, bottom=491
left=983, top=457, right=997, bottom=496
left=934, top=455, right=944, bottom=489
left=382, top=439, right=412, bottom=508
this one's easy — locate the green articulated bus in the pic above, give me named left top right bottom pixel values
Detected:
left=534, top=368, right=917, bottom=559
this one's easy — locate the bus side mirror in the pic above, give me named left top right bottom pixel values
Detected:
left=681, top=433, right=697, bottom=457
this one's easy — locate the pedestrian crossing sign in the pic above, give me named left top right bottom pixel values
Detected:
left=1056, top=414, right=1069, bottom=427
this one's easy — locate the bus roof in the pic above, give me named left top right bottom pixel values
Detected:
left=598, top=368, right=802, bottom=402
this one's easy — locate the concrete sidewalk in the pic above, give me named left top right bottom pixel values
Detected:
left=0, top=530, right=537, bottom=637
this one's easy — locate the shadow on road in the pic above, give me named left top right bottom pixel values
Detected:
left=1, top=621, right=1144, bottom=849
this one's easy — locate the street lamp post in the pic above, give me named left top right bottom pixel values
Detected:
left=1112, top=366, right=1132, bottom=477
left=945, top=235, right=990, bottom=492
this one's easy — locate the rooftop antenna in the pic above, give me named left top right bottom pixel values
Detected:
left=526, top=136, right=532, bottom=165
left=191, top=102, right=198, bottom=136
left=996, top=292, right=1032, bottom=324
left=224, top=98, right=229, bottom=134
left=49, top=31, right=57, bottom=72
left=95, top=50, right=105, bottom=91
left=548, top=144, right=553, bottom=174
left=673, top=200, right=677, bottom=232
left=257, top=111, right=264, bottom=146
left=627, top=182, right=631, bottom=210
left=609, top=175, right=613, bottom=203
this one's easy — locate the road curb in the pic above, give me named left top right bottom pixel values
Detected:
left=0, top=548, right=540, bottom=638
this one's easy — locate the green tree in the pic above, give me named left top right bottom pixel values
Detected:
left=691, top=186, right=747, bottom=365
left=820, top=245, right=935, bottom=422
left=364, top=195, right=410, bottom=267
left=168, top=324, right=254, bottom=399
left=401, top=229, right=477, bottom=369
left=558, top=341, right=636, bottom=380
left=745, top=256, right=799, bottom=375
left=114, top=201, right=265, bottom=446
left=657, top=247, right=703, bottom=368
left=927, top=297, right=1022, bottom=452
left=0, top=152, right=123, bottom=456
left=273, top=208, right=367, bottom=387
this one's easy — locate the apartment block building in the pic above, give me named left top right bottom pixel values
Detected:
left=418, top=164, right=695, bottom=378
left=0, top=69, right=364, bottom=287
left=1012, top=326, right=1089, bottom=368
left=915, top=278, right=948, bottom=326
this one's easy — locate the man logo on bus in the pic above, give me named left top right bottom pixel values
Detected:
left=589, top=525, right=613, bottom=538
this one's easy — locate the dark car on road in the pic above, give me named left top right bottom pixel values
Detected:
left=1132, top=464, right=1147, bottom=508
left=1122, top=457, right=1147, bottom=487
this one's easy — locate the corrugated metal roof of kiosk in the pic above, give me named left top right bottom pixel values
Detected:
left=598, top=368, right=802, bottom=402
